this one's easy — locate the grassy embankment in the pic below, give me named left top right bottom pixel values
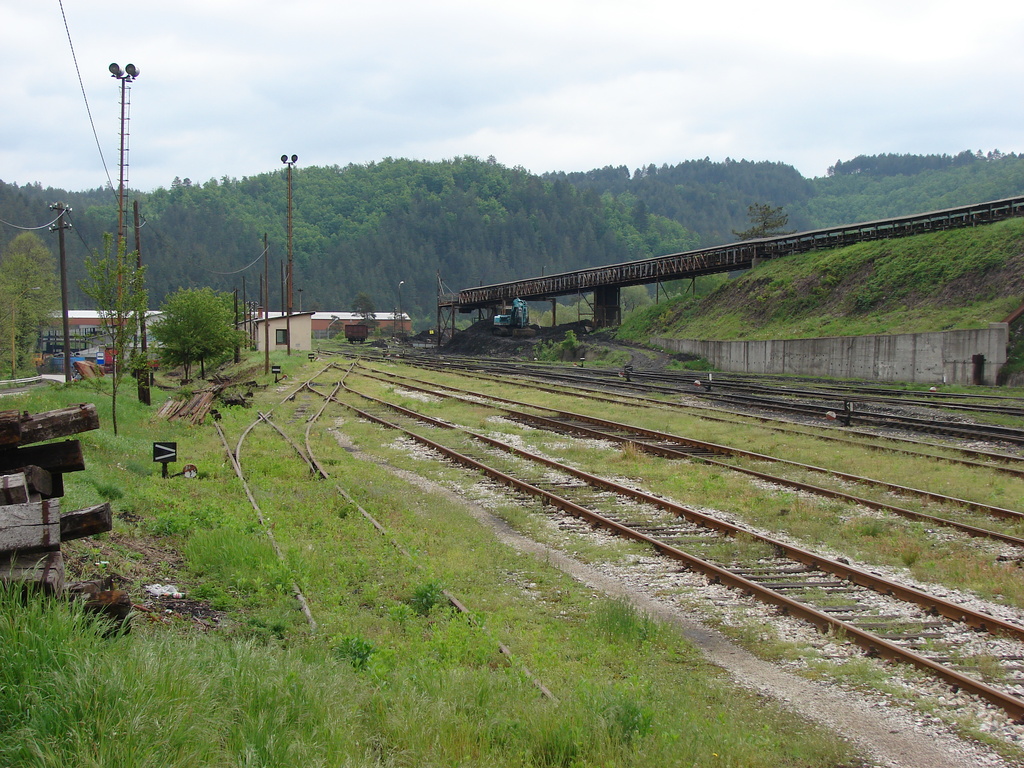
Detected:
left=0, top=355, right=862, bottom=768
left=616, top=217, right=1024, bottom=348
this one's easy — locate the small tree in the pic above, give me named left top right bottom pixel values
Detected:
left=150, top=287, right=244, bottom=381
left=352, top=291, right=377, bottom=327
left=621, top=285, right=653, bottom=314
left=732, top=203, right=794, bottom=240
left=0, top=233, right=59, bottom=377
left=80, top=234, right=147, bottom=435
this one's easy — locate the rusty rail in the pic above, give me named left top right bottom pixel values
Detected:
left=329, top=370, right=1024, bottom=720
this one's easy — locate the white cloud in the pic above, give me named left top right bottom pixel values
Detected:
left=1, top=1, right=1022, bottom=192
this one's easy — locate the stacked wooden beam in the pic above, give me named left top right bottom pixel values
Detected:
left=154, top=385, right=224, bottom=424
left=0, top=404, right=112, bottom=594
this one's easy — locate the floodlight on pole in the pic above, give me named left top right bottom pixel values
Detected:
left=109, top=62, right=140, bottom=247
left=398, top=280, right=405, bottom=336
left=281, top=154, right=298, bottom=355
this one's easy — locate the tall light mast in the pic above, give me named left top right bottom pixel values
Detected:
left=109, top=63, right=140, bottom=248
left=281, top=154, right=297, bottom=355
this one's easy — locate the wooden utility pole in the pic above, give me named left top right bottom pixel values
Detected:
left=49, top=203, right=73, bottom=382
left=133, top=201, right=150, bottom=405
left=263, top=234, right=270, bottom=375
left=233, top=289, right=240, bottom=364
left=242, top=276, right=248, bottom=346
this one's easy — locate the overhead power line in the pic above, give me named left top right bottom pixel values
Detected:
left=0, top=214, right=64, bottom=231
left=204, top=245, right=271, bottom=275
left=58, top=0, right=118, bottom=206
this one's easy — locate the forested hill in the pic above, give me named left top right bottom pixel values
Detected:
left=549, top=151, right=1024, bottom=246
left=0, top=157, right=697, bottom=324
left=1, top=151, right=1023, bottom=325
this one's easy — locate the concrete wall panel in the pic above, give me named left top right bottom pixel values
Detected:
left=652, top=324, right=1008, bottom=385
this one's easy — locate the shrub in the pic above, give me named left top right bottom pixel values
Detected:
left=333, top=635, right=377, bottom=670
left=410, top=580, right=445, bottom=616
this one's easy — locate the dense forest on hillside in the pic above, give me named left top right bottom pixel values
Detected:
left=549, top=151, right=1024, bottom=247
left=0, top=157, right=696, bottom=324
left=1, top=151, right=1023, bottom=328
left=546, top=159, right=817, bottom=245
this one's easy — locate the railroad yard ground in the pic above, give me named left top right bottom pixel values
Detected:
left=440, top=318, right=689, bottom=371
left=8, top=341, right=1024, bottom=767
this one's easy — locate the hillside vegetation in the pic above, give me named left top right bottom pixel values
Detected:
left=0, top=158, right=698, bottom=323
left=549, top=151, right=1024, bottom=246
left=1, top=151, right=1022, bottom=329
left=617, top=217, right=1024, bottom=342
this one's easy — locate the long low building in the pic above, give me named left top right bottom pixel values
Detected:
left=48, top=310, right=409, bottom=340
left=35, top=309, right=412, bottom=369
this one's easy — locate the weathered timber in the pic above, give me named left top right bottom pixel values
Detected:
left=0, top=407, right=110, bottom=596
left=0, top=550, right=64, bottom=593
left=83, top=589, right=133, bottom=627
left=156, top=386, right=221, bottom=425
left=16, top=404, right=99, bottom=446
left=1, top=472, right=30, bottom=505
left=0, top=439, right=85, bottom=475
left=74, top=361, right=103, bottom=379
left=67, top=575, right=114, bottom=596
left=0, top=498, right=61, bottom=552
left=59, top=502, right=113, bottom=542
left=0, top=410, right=22, bottom=446
left=21, top=465, right=53, bottom=498
left=0, top=466, right=54, bottom=501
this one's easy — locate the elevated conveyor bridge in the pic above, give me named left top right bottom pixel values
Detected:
left=437, top=196, right=1024, bottom=340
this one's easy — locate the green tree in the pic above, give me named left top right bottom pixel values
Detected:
left=150, top=287, right=243, bottom=381
left=79, top=234, right=147, bottom=435
left=352, top=292, right=376, bottom=325
left=0, top=233, right=59, bottom=378
left=621, top=285, right=653, bottom=314
left=732, top=203, right=794, bottom=240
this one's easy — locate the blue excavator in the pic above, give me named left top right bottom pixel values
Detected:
left=492, top=298, right=535, bottom=337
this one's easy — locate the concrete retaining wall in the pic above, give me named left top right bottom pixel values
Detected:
left=651, top=323, right=1009, bottom=385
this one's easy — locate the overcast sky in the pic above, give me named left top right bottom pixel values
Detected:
left=2, top=1, right=1023, bottom=195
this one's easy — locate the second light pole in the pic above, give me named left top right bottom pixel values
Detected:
left=398, top=280, right=405, bottom=337
left=281, top=154, right=297, bottom=355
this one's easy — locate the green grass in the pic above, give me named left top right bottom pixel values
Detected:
left=616, top=217, right=1024, bottom=342
left=0, top=361, right=865, bottom=767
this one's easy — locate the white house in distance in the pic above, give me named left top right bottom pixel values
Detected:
left=252, top=311, right=315, bottom=353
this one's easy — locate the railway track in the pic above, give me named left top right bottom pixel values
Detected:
left=347, top=362, right=1024, bottom=549
left=214, top=378, right=322, bottom=632
left=382, top=351, right=1024, bottom=476
left=310, top=362, right=1024, bottom=721
left=534, top=367, right=1024, bottom=445
left=213, top=369, right=559, bottom=700
left=623, top=369, right=1024, bottom=419
left=390, top=352, right=1024, bottom=446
